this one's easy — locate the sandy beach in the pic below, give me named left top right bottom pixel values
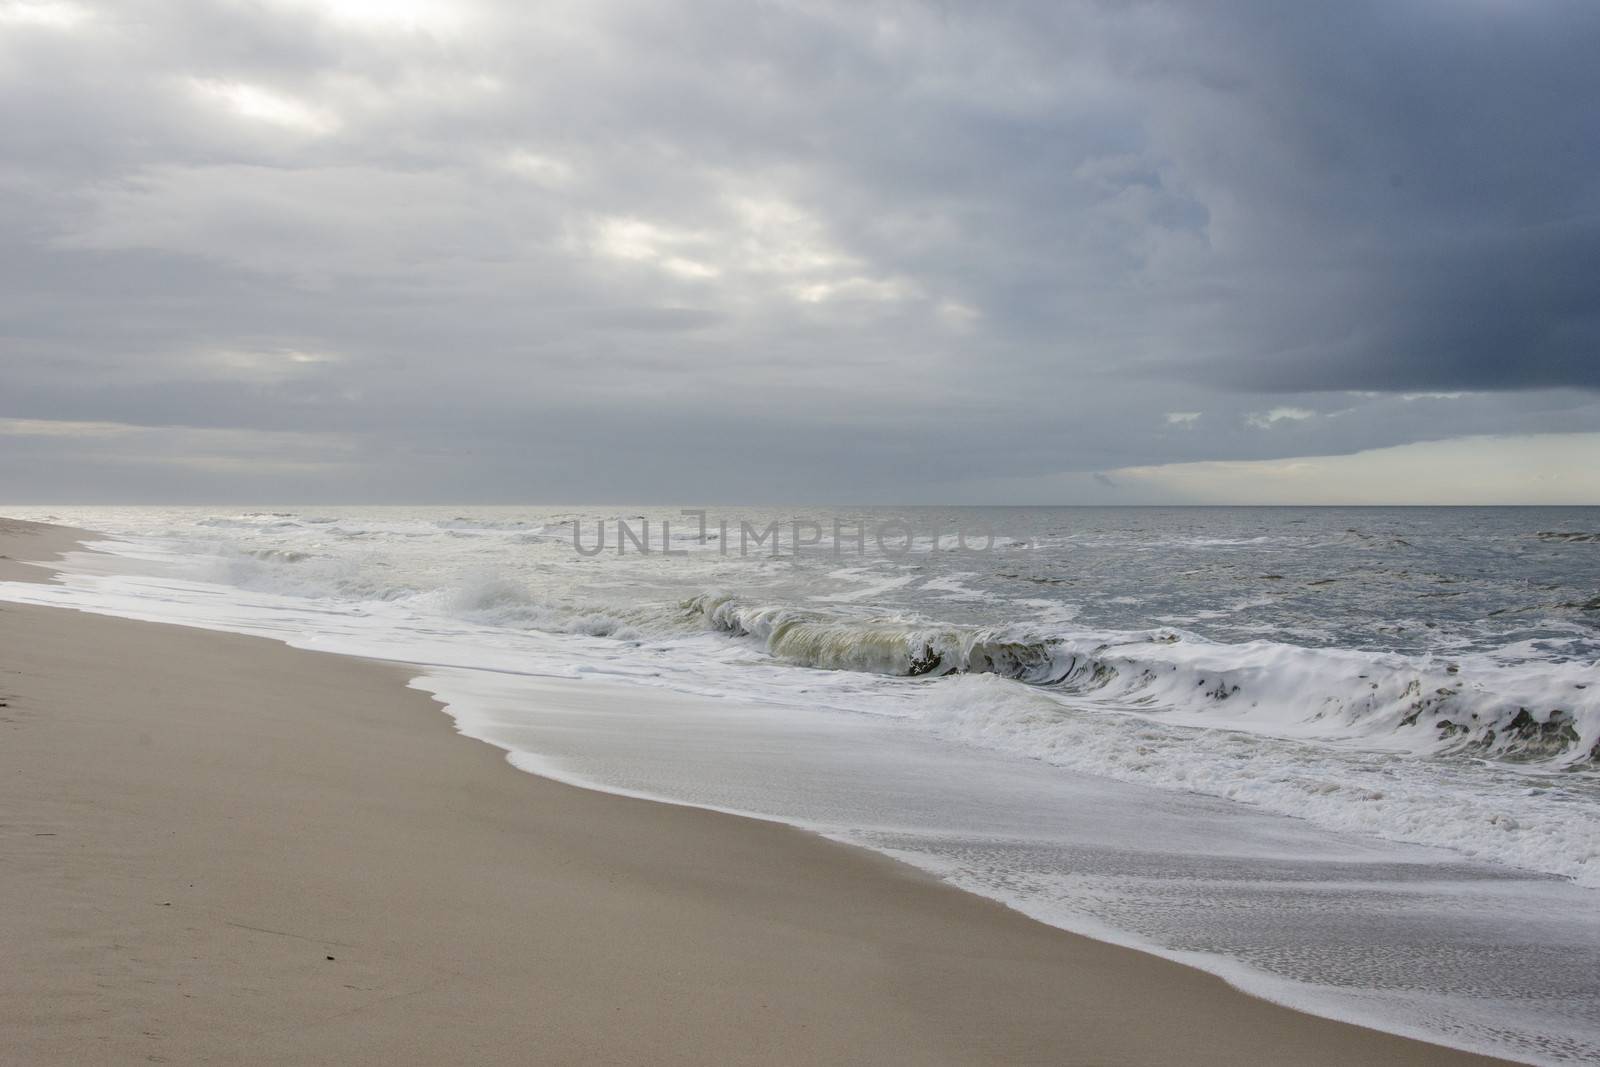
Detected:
left=0, top=518, right=1510, bottom=1065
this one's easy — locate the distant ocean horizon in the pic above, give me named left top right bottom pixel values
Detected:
left=4, top=504, right=1598, bottom=1063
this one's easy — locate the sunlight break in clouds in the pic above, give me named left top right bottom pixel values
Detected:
left=592, top=217, right=721, bottom=280
left=1114, top=433, right=1600, bottom=505
left=190, top=80, right=339, bottom=135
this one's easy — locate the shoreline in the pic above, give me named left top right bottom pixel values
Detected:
left=0, top=518, right=1511, bottom=1064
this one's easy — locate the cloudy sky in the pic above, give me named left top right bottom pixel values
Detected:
left=2, top=0, right=1598, bottom=504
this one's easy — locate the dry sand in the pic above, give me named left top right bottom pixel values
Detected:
left=0, top=518, right=1509, bottom=1065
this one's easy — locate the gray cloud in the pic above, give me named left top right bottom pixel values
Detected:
left=0, top=0, right=1596, bottom=502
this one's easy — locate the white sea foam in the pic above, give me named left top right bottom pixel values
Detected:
left=918, top=672, right=1600, bottom=886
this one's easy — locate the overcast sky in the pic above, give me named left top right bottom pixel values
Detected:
left=2, top=0, right=1598, bottom=504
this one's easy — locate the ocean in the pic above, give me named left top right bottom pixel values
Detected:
left=3, top=505, right=1597, bottom=1063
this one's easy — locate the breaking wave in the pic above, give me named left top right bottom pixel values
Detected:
left=684, top=592, right=1600, bottom=769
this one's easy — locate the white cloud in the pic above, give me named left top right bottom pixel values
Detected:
left=726, top=195, right=847, bottom=276
left=498, top=149, right=576, bottom=188
left=789, top=275, right=919, bottom=304
left=591, top=216, right=720, bottom=279
left=0, top=418, right=142, bottom=438
left=1164, top=411, right=1201, bottom=426
left=201, top=347, right=341, bottom=382
left=590, top=194, right=923, bottom=306
left=1246, top=406, right=1316, bottom=428
left=190, top=80, right=339, bottom=135
left=274, top=0, right=473, bottom=36
left=0, top=0, right=89, bottom=28
left=937, top=301, right=981, bottom=328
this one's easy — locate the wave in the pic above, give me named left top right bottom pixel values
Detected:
left=443, top=573, right=642, bottom=639
left=683, top=592, right=1093, bottom=683
left=682, top=593, right=1600, bottom=769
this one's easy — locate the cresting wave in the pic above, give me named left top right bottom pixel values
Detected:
left=684, top=591, right=1094, bottom=683
left=684, top=592, right=1600, bottom=769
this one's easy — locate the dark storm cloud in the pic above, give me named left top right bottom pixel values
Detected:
left=1135, top=1, right=1600, bottom=393
left=0, top=0, right=1596, bottom=502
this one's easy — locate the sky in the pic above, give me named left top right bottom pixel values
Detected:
left=1, top=0, right=1598, bottom=504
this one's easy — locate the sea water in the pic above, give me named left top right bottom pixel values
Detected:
left=2, top=505, right=1597, bottom=1062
